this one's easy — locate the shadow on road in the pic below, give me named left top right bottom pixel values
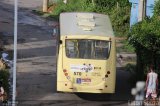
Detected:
left=75, top=93, right=112, bottom=101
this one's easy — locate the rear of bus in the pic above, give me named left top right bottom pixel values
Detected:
left=57, top=12, right=116, bottom=93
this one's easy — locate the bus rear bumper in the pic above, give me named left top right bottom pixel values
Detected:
left=57, top=81, right=115, bottom=93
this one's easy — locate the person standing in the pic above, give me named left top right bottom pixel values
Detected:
left=145, top=66, right=158, bottom=100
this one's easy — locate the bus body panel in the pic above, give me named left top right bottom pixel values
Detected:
left=57, top=12, right=116, bottom=93
left=57, top=36, right=116, bottom=93
left=60, top=12, right=114, bottom=37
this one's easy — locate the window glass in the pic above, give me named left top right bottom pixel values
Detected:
left=66, top=39, right=111, bottom=59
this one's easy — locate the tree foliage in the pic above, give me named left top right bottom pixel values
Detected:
left=0, top=70, right=9, bottom=94
left=52, top=0, right=95, bottom=15
left=51, top=0, right=131, bottom=36
left=128, top=0, right=160, bottom=80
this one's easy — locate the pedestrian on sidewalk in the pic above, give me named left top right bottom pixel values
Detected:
left=117, top=54, right=123, bottom=65
left=145, top=65, right=158, bottom=100
left=52, top=23, right=59, bottom=39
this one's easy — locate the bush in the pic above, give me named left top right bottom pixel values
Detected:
left=0, top=69, right=9, bottom=95
left=51, top=0, right=95, bottom=16
left=50, top=0, right=131, bottom=37
left=128, top=0, right=160, bottom=80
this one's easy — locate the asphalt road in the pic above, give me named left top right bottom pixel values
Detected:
left=0, top=1, right=134, bottom=106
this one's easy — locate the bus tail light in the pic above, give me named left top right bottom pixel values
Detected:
left=63, top=69, right=71, bottom=81
left=107, top=71, right=110, bottom=74
left=63, top=69, right=68, bottom=76
left=63, top=69, right=67, bottom=72
left=105, top=74, right=108, bottom=78
left=65, top=73, right=68, bottom=76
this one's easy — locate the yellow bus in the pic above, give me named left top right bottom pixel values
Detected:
left=57, top=12, right=116, bottom=93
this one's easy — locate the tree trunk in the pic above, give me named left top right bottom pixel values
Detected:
left=43, top=0, right=49, bottom=12
left=136, top=47, right=144, bottom=81
left=153, top=50, right=157, bottom=70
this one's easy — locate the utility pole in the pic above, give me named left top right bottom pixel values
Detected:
left=13, top=0, right=18, bottom=105
left=43, top=0, right=49, bottom=12
left=138, top=0, right=146, bottom=22
left=143, top=0, right=146, bottom=18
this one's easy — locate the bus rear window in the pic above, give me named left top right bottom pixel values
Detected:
left=65, top=39, right=111, bottom=59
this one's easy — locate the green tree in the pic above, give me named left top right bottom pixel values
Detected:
left=128, top=0, right=160, bottom=80
left=51, top=0, right=131, bottom=36
left=93, top=0, right=131, bottom=36
left=51, top=0, right=95, bottom=16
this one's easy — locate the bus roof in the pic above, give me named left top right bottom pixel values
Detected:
left=60, top=12, right=114, bottom=37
